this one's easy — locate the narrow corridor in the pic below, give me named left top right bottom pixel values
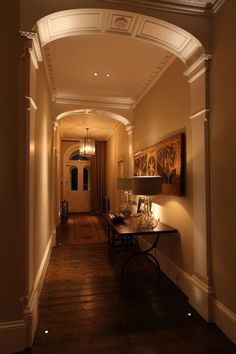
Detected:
left=19, top=214, right=236, bottom=354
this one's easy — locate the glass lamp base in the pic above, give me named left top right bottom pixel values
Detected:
left=138, top=212, right=157, bottom=230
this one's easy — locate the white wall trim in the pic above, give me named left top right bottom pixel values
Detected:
left=0, top=227, right=54, bottom=353
left=183, top=53, right=212, bottom=82
left=25, top=96, right=38, bottom=110
left=213, top=0, right=226, bottom=13
left=214, top=300, right=236, bottom=345
left=139, top=236, right=235, bottom=344
left=0, top=320, right=26, bottom=354
left=23, top=229, right=55, bottom=347
left=190, top=109, right=209, bottom=120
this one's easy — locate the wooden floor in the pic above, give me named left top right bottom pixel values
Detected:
left=20, top=213, right=236, bottom=354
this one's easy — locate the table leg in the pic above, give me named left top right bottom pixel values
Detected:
left=121, top=233, right=160, bottom=282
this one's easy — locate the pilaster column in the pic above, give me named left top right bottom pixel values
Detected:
left=184, top=54, right=213, bottom=321
left=126, top=123, right=134, bottom=177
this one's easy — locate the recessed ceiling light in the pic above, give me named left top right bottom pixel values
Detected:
left=94, top=72, right=98, bottom=76
left=106, top=74, right=110, bottom=77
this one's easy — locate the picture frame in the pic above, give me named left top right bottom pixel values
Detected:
left=133, top=133, right=185, bottom=196
left=137, top=197, right=152, bottom=213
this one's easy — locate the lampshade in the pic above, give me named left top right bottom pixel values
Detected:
left=117, top=178, right=132, bottom=191
left=132, top=176, right=162, bottom=195
left=80, top=128, right=95, bottom=156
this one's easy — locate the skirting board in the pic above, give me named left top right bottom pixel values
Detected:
left=0, top=228, right=56, bottom=353
left=0, top=321, right=26, bottom=354
left=139, top=237, right=236, bottom=345
left=214, top=300, right=236, bottom=345
left=24, top=228, right=56, bottom=347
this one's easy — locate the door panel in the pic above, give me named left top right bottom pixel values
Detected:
left=63, top=161, right=91, bottom=212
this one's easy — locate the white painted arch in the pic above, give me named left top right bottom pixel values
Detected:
left=56, top=108, right=133, bottom=133
left=37, top=8, right=204, bottom=66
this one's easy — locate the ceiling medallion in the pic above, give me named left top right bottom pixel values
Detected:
left=114, top=17, right=128, bottom=29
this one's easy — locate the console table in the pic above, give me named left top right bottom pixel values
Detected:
left=105, top=214, right=177, bottom=281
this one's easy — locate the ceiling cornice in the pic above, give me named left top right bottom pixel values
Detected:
left=101, top=0, right=212, bottom=15
left=19, top=30, right=43, bottom=68
left=213, top=0, right=226, bottom=13
left=54, top=95, right=134, bottom=110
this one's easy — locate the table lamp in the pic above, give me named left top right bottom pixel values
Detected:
left=117, top=178, right=132, bottom=214
left=131, top=176, right=162, bottom=229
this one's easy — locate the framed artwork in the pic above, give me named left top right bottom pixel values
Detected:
left=137, top=197, right=152, bottom=213
left=134, top=133, right=185, bottom=196
left=137, top=197, right=145, bottom=213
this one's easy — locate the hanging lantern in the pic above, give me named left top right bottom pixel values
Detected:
left=80, top=128, right=96, bottom=156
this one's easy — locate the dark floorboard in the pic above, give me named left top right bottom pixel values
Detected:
left=18, top=213, right=236, bottom=354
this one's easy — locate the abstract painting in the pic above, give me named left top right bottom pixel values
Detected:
left=133, top=133, right=185, bottom=195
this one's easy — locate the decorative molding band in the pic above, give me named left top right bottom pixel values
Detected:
left=214, top=300, right=236, bottom=345
left=189, top=109, right=210, bottom=120
left=37, top=9, right=203, bottom=64
left=126, top=123, right=134, bottom=135
left=213, top=0, right=226, bottom=13
left=25, top=96, right=37, bottom=111
left=0, top=320, right=26, bottom=354
left=134, top=55, right=176, bottom=107
left=19, top=31, right=43, bottom=63
left=42, top=46, right=57, bottom=98
left=29, top=48, right=39, bottom=70
left=101, top=0, right=212, bottom=16
left=54, top=94, right=134, bottom=110
left=184, top=54, right=212, bottom=82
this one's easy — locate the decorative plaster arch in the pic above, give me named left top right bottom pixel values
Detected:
left=56, top=108, right=134, bottom=133
left=37, top=8, right=204, bottom=66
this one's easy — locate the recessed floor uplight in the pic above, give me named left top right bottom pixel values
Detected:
left=188, top=312, right=192, bottom=317
left=44, top=330, right=49, bottom=334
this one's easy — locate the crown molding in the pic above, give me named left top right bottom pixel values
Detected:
left=101, top=0, right=213, bottom=15
left=183, top=53, right=212, bottom=82
left=134, top=55, right=176, bottom=107
left=54, top=94, right=134, bottom=110
left=213, top=0, right=226, bottom=13
left=19, top=31, right=43, bottom=64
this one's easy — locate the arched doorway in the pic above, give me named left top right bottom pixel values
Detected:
left=19, top=7, right=213, bottom=350
left=63, top=145, right=91, bottom=212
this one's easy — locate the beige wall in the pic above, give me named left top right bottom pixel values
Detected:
left=33, top=62, right=54, bottom=278
left=210, top=0, right=236, bottom=313
left=134, top=58, right=193, bottom=274
left=106, top=124, right=130, bottom=211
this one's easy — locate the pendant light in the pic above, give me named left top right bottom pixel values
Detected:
left=80, top=128, right=96, bottom=156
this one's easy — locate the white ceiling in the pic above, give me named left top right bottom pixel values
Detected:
left=35, top=1, right=221, bottom=141
left=47, top=34, right=172, bottom=106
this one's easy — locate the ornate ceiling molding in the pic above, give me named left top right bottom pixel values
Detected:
left=54, top=94, right=134, bottom=110
left=37, top=9, right=203, bottom=65
left=102, top=0, right=225, bottom=15
left=37, top=8, right=207, bottom=109
left=183, top=53, right=212, bottom=83
left=134, top=54, right=176, bottom=107
left=20, top=30, right=43, bottom=68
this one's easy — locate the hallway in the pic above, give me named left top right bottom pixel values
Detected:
left=19, top=214, right=235, bottom=354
